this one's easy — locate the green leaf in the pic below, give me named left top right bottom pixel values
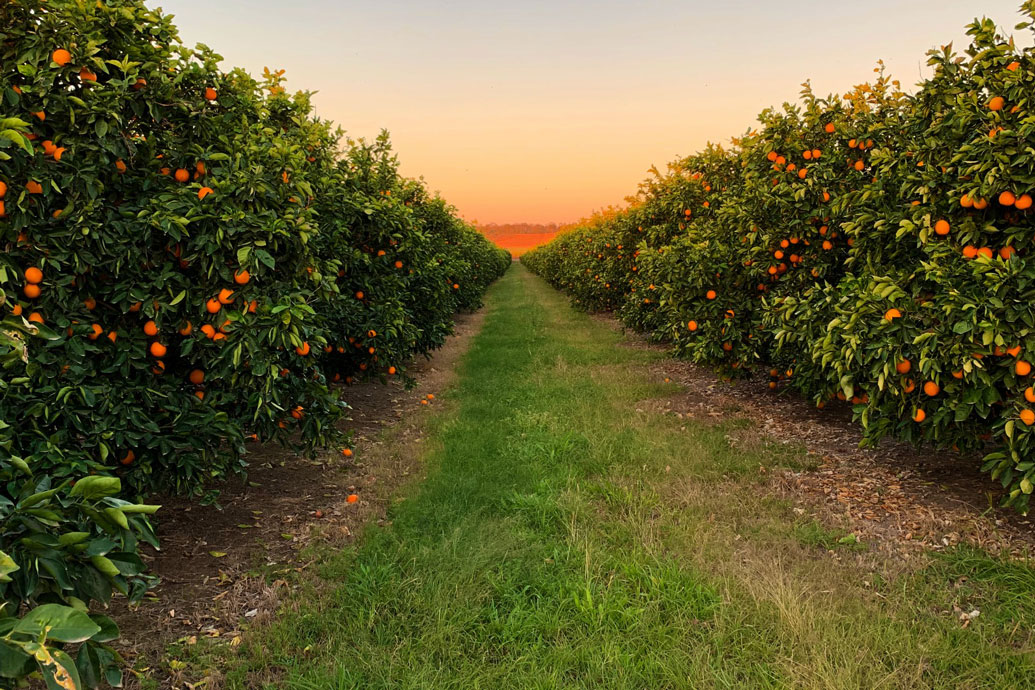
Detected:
left=70, top=477, right=121, bottom=500
left=15, top=604, right=101, bottom=643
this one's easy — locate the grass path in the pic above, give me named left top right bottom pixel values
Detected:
left=210, top=264, right=1035, bottom=689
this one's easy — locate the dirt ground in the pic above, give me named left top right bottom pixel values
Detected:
left=598, top=315, right=1035, bottom=563
left=114, top=309, right=486, bottom=688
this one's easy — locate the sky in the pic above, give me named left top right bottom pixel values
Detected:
left=157, top=0, right=1028, bottom=224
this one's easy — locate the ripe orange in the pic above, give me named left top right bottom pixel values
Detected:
left=1022, top=409, right=1035, bottom=426
left=395, top=260, right=403, bottom=269
left=149, top=341, right=167, bottom=358
left=923, top=381, right=940, bottom=396
left=79, top=67, right=97, bottom=82
left=107, top=330, right=117, bottom=342
left=179, top=321, right=193, bottom=336
left=356, top=291, right=364, bottom=299
left=427, top=394, right=435, bottom=400
left=974, top=197, right=988, bottom=209
left=143, top=320, right=158, bottom=336
left=999, top=190, right=1016, bottom=206
left=26, top=181, right=42, bottom=195
left=388, top=366, right=397, bottom=375
left=234, top=270, right=250, bottom=285
left=1000, top=246, right=1016, bottom=260
left=216, top=288, right=234, bottom=305
left=115, top=159, right=127, bottom=174
left=120, top=450, right=136, bottom=466
left=1017, top=360, right=1032, bottom=376
left=1016, top=194, right=1033, bottom=210
left=962, top=245, right=978, bottom=259
left=687, top=320, right=698, bottom=331
left=912, top=408, right=926, bottom=423
left=1025, top=387, right=1035, bottom=403
left=51, top=49, right=72, bottom=66
left=978, top=247, right=994, bottom=259
left=453, top=283, right=460, bottom=289
left=206, top=298, right=221, bottom=314
left=988, top=96, right=1005, bottom=111
left=22, top=282, right=40, bottom=299
left=296, top=342, right=311, bottom=356
left=200, top=324, right=216, bottom=338
left=189, top=369, right=205, bottom=385
left=824, top=122, right=835, bottom=133
left=198, top=186, right=214, bottom=200
left=896, top=360, right=911, bottom=374
left=347, top=494, right=358, bottom=504
left=88, top=323, right=103, bottom=340
left=1008, top=345, right=1023, bottom=357
left=195, top=390, right=205, bottom=401
left=934, top=219, right=950, bottom=235
left=706, top=290, right=717, bottom=300
left=884, top=308, right=901, bottom=321
left=174, top=168, right=190, bottom=183
left=342, top=448, right=354, bottom=458
left=1007, top=61, right=1021, bottom=71
left=204, top=87, right=218, bottom=101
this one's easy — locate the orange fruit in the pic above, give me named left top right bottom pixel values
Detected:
left=934, top=219, right=950, bottom=235
left=884, top=308, right=901, bottom=321
left=143, top=320, right=158, bottom=336
left=356, top=291, right=364, bottom=300
left=22, top=284, right=40, bottom=299
left=706, top=290, right=717, bottom=300
left=51, top=49, right=72, bottom=66
left=973, top=197, right=988, bottom=209
left=388, top=366, right=397, bottom=375
left=200, top=324, right=216, bottom=338
left=999, top=190, right=1016, bottom=206
left=923, top=381, right=940, bottom=396
left=978, top=247, right=994, bottom=259
left=824, top=122, right=835, bottom=133
left=120, top=450, right=135, bottom=466
left=234, top=270, right=250, bottom=285
left=896, top=360, right=912, bottom=374
left=296, top=342, right=311, bottom=356
left=25, top=266, right=43, bottom=284
left=79, top=67, right=97, bottom=82
left=179, top=321, right=193, bottom=336
left=198, top=186, right=214, bottom=200
left=204, top=87, right=218, bottom=101
left=347, top=494, right=358, bottom=504
left=1016, top=194, right=1032, bottom=210
left=88, top=323, right=103, bottom=340
left=1017, top=360, right=1032, bottom=376
left=395, top=260, right=403, bottom=269
left=903, top=379, right=916, bottom=393
left=206, top=298, right=221, bottom=314
left=1025, top=387, right=1035, bottom=403
left=174, top=168, right=190, bottom=183
left=912, top=408, right=926, bottom=423
left=988, top=96, right=1005, bottom=111
left=195, top=390, right=205, bottom=401
left=149, top=341, right=167, bottom=358
left=107, top=330, right=117, bottom=342
left=962, top=245, right=978, bottom=259
left=1022, top=409, right=1035, bottom=426
left=687, top=320, right=698, bottom=331
left=999, top=246, right=1016, bottom=260
left=218, top=288, right=234, bottom=304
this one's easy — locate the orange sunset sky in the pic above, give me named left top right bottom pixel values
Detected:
left=159, top=0, right=1025, bottom=224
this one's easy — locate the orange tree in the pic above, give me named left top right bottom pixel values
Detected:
left=525, top=5, right=1035, bottom=511
left=0, top=1, right=507, bottom=684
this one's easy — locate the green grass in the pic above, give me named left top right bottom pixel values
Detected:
left=201, top=264, right=1035, bottom=689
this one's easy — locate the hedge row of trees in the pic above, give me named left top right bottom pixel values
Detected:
left=526, top=6, right=1035, bottom=513
left=0, top=0, right=509, bottom=685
